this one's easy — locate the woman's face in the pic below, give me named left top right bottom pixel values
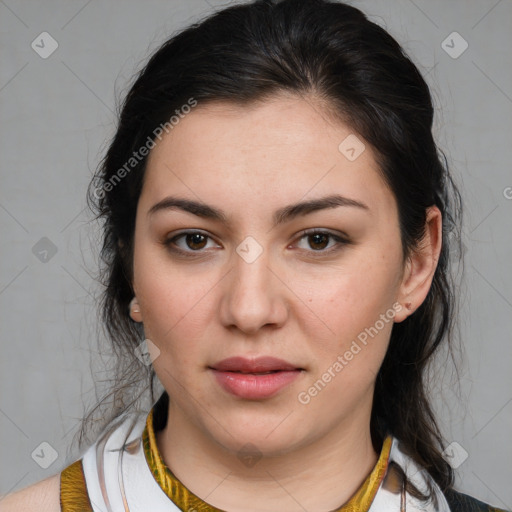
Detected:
left=131, top=94, right=413, bottom=456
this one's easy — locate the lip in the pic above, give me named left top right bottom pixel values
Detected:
left=209, top=357, right=304, bottom=400
left=210, top=356, right=302, bottom=373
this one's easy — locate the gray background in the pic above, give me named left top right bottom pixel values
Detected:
left=1, top=0, right=511, bottom=508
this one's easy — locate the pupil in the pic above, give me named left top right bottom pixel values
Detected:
left=310, top=234, right=328, bottom=250
left=187, top=233, right=206, bottom=250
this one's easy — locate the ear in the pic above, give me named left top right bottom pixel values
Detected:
left=129, top=296, right=143, bottom=323
left=394, top=206, right=442, bottom=323
left=119, top=239, right=141, bottom=323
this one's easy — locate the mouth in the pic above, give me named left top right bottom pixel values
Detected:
left=220, top=370, right=284, bottom=374
left=209, top=356, right=304, bottom=373
left=208, top=356, right=304, bottom=399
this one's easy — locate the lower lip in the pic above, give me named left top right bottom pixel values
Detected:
left=210, top=369, right=302, bottom=399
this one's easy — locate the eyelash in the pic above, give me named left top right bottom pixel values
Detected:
left=163, top=229, right=350, bottom=258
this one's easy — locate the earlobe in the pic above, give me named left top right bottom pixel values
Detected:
left=394, top=206, right=442, bottom=323
left=129, top=297, right=143, bottom=323
left=120, top=239, right=141, bottom=323
left=394, top=257, right=415, bottom=323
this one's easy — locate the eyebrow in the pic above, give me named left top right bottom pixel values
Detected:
left=147, top=194, right=370, bottom=227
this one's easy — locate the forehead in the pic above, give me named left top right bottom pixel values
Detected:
left=141, top=95, right=395, bottom=219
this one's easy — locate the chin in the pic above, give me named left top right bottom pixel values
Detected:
left=208, top=418, right=307, bottom=458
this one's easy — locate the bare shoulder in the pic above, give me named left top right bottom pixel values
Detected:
left=0, top=472, right=61, bottom=512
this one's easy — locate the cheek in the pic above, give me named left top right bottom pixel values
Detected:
left=294, top=247, right=401, bottom=396
left=132, top=249, right=213, bottom=362
left=133, top=233, right=214, bottom=319
left=301, top=250, right=401, bottom=333
left=138, top=274, right=211, bottom=346
left=300, top=275, right=395, bottom=408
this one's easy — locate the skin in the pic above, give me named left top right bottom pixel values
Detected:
left=129, top=93, right=442, bottom=512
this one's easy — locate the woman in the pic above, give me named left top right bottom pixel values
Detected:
left=2, top=0, right=508, bottom=510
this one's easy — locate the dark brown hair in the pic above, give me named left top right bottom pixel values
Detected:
left=80, top=0, right=463, bottom=493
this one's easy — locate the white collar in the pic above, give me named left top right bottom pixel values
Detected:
left=369, top=437, right=451, bottom=511
left=80, top=411, right=451, bottom=512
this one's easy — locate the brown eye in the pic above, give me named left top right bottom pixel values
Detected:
left=294, top=230, right=350, bottom=256
left=184, top=233, right=208, bottom=250
left=164, top=231, right=219, bottom=255
left=307, top=233, right=330, bottom=250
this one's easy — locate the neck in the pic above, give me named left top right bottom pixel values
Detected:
left=155, top=404, right=380, bottom=512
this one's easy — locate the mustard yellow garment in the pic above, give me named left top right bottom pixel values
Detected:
left=61, top=407, right=392, bottom=512
left=60, top=459, right=94, bottom=512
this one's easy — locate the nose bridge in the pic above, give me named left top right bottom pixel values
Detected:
left=220, top=237, right=287, bottom=333
left=232, top=238, right=273, bottom=305
left=234, top=241, right=270, bottom=288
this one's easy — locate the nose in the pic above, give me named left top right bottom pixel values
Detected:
left=219, top=247, right=289, bottom=335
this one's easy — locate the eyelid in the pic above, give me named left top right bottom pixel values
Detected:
left=292, top=228, right=350, bottom=255
left=298, top=228, right=350, bottom=241
left=163, top=228, right=350, bottom=256
left=164, top=229, right=221, bottom=250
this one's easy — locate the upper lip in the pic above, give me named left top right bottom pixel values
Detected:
left=209, top=356, right=302, bottom=373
